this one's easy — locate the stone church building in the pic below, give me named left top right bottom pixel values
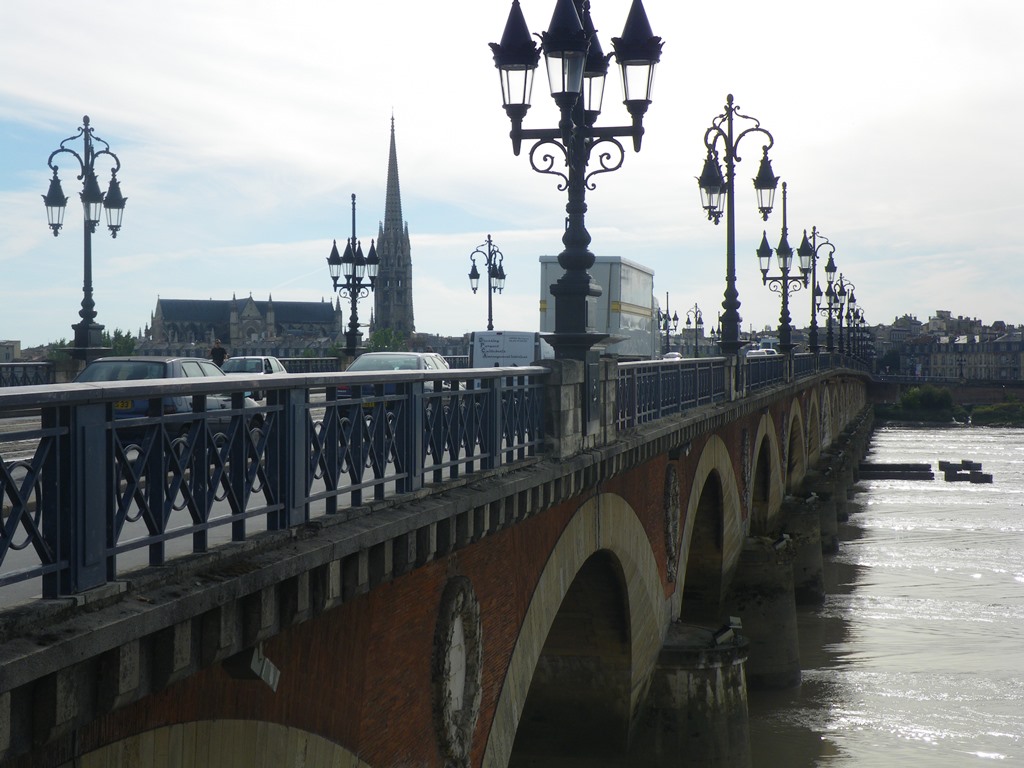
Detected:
left=143, top=294, right=344, bottom=357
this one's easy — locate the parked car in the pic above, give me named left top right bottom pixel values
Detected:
left=220, top=355, right=288, bottom=400
left=745, top=348, right=779, bottom=358
left=74, top=356, right=260, bottom=435
left=341, top=351, right=453, bottom=403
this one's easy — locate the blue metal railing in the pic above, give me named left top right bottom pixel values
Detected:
left=0, top=367, right=545, bottom=600
left=616, top=357, right=728, bottom=429
left=0, top=363, right=55, bottom=387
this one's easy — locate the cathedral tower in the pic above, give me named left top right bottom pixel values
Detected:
left=373, top=117, right=415, bottom=337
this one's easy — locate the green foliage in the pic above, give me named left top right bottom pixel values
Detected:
left=47, top=338, right=72, bottom=362
left=366, top=328, right=406, bottom=352
left=878, top=350, right=900, bottom=372
left=971, top=402, right=1024, bottom=426
left=900, top=384, right=953, bottom=412
left=876, top=384, right=968, bottom=423
left=102, top=328, right=136, bottom=356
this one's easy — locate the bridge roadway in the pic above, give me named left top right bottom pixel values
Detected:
left=0, top=353, right=871, bottom=767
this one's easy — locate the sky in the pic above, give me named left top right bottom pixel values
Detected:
left=2, top=0, right=1023, bottom=349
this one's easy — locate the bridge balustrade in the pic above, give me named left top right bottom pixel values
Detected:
left=0, top=367, right=545, bottom=600
left=0, top=363, right=55, bottom=387
left=616, top=357, right=728, bottom=429
left=745, top=354, right=786, bottom=391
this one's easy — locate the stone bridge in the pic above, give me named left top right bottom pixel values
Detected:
left=0, top=355, right=871, bottom=767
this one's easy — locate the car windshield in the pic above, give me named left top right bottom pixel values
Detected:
left=222, top=359, right=264, bottom=373
left=76, top=360, right=168, bottom=381
left=348, top=354, right=421, bottom=372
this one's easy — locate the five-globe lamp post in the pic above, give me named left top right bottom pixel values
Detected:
left=684, top=304, right=704, bottom=358
left=697, top=94, right=780, bottom=357
left=796, top=226, right=835, bottom=355
left=490, top=0, right=663, bottom=361
left=756, top=182, right=809, bottom=354
left=468, top=235, right=507, bottom=331
left=43, top=115, right=127, bottom=362
left=327, top=194, right=379, bottom=358
left=658, top=295, right=679, bottom=355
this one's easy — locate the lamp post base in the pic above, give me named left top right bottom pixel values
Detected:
left=71, top=322, right=109, bottom=363
left=540, top=332, right=610, bottom=363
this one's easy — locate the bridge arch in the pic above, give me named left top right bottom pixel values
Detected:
left=805, top=388, right=822, bottom=467
left=784, top=398, right=808, bottom=493
left=77, top=720, right=367, bottom=767
left=674, top=435, right=744, bottom=621
left=483, top=492, right=666, bottom=767
left=749, top=415, right=783, bottom=536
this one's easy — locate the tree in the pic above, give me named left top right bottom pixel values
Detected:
left=366, top=329, right=406, bottom=352
left=103, top=329, right=136, bottom=356
left=878, top=350, right=900, bottom=373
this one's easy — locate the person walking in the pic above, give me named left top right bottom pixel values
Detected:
left=209, top=339, right=228, bottom=367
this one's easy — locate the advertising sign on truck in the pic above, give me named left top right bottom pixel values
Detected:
left=469, top=331, right=548, bottom=367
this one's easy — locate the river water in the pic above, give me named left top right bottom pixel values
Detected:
left=749, top=425, right=1024, bottom=766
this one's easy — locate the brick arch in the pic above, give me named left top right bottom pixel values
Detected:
left=673, top=434, right=745, bottom=621
left=805, top=388, right=822, bottom=466
left=749, top=414, right=784, bottom=536
left=78, top=720, right=368, bottom=767
left=785, top=398, right=807, bottom=493
left=482, top=493, right=665, bottom=768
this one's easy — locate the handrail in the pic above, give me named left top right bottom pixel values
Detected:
left=0, top=367, right=546, bottom=602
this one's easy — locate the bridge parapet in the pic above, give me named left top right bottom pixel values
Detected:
left=0, top=354, right=873, bottom=766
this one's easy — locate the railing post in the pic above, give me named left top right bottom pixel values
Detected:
left=269, top=387, right=308, bottom=529
left=396, top=382, right=424, bottom=493
left=540, top=359, right=585, bottom=459
left=63, top=402, right=110, bottom=594
left=479, top=377, right=500, bottom=470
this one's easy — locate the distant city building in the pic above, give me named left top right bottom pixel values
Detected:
left=141, top=294, right=343, bottom=356
left=0, top=340, right=20, bottom=362
left=903, top=331, right=1022, bottom=381
left=372, top=117, right=415, bottom=339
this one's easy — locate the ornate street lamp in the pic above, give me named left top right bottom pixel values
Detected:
left=468, top=235, right=507, bottom=331
left=657, top=293, right=679, bottom=355
left=796, top=226, right=835, bottom=354
left=491, top=0, right=663, bottom=360
left=697, top=94, right=780, bottom=357
left=43, top=116, right=127, bottom=361
left=327, top=194, right=379, bottom=357
left=684, top=303, right=704, bottom=358
left=833, top=275, right=855, bottom=356
left=756, top=182, right=808, bottom=354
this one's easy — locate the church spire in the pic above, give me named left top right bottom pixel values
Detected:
left=384, top=115, right=403, bottom=234
left=374, top=115, right=415, bottom=337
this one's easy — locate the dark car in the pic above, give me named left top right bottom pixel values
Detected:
left=74, top=356, right=259, bottom=434
left=221, top=355, right=288, bottom=400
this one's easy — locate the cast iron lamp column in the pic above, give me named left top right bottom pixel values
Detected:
left=796, top=226, right=835, bottom=355
left=834, top=275, right=854, bottom=356
left=820, top=252, right=841, bottom=353
left=756, top=182, right=808, bottom=354
left=684, top=303, right=703, bottom=357
left=468, top=234, right=507, bottom=331
left=697, top=94, right=780, bottom=357
left=43, top=116, right=127, bottom=362
left=657, top=294, right=679, bottom=355
left=491, top=0, right=663, bottom=360
left=327, top=194, right=379, bottom=357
